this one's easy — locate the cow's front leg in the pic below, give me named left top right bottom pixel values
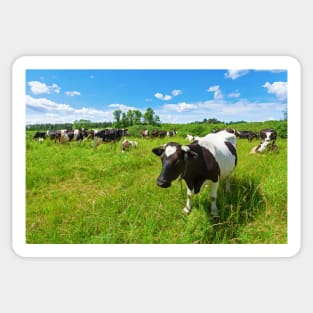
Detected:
left=183, top=187, right=194, bottom=214
left=225, top=175, right=231, bottom=193
left=210, top=180, right=219, bottom=217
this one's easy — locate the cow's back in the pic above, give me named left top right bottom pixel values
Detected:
left=198, top=132, right=237, bottom=179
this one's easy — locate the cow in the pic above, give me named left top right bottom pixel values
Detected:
left=141, top=130, right=149, bottom=139
left=93, top=128, right=128, bottom=149
left=151, top=130, right=159, bottom=138
left=121, top=139, right=138, bottom=153
left=185, top=134, right=195, bottom=142
left=33, top=131, right=46, bottom=141
left=250, top=128, right=278, bottom=154
left=250, top=141, right=278, bottom=154
left=237, top=130, right=258, bottom=142
left=260, top=128, right=277, bottom=144
left=167, top=130, right=177, bottom=137
left=73, top=128, right=89, bottom=142
left=213, top=128, right=240, bottom=136
left=158, top=130, right=167, bottom=138
left=152, top=130, right=237, bottom=217
left=185, top=134, right=201, bottom=142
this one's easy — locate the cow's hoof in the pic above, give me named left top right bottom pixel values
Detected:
left=183, top=207, right=191, bottom=215
left=211, top=215, right=220, bottom=224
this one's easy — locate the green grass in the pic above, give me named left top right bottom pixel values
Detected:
left=26, top=132, right=287, bottom=244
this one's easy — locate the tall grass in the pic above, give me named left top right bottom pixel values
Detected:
left=26, top=132, right=287, bottom=244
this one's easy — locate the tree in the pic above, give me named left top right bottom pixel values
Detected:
left=73, top=119, right=91, bottom=129
left=121, top=112, right=129, bottom=127
left=126, top=110, right=135, bottom=126
left=143, top=107, right=160, bottom=125
left=133, top=110, right=142, bottom=125
left=113, top=109, right=122, bottom=127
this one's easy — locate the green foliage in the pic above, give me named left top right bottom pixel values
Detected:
left=276, top=121, right=287, bottom=138
left=143, top=107, right=160, bottom=126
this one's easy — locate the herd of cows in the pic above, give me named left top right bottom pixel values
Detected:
left=31, top=126, right=278, bottom=218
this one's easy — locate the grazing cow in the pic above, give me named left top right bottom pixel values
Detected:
left=73, top=128, right=88, bottom=142
left=152, top=130, right=237, bottom=217
left=167, top=130, right=177, bottom=137
left=141, top=130, right=149, bottom=138
left=93, top=128, right=128, bottom=148
left=33, top=131, right=46, bottom=140
left=237, top=130, right=258, bottom=142
left=158, top=130, right=167, bottom=138
left=151, top=130, right=159, bottom=138
left=121, top=139, right=138, bottom=153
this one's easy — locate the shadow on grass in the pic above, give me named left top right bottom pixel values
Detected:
left=195, top=176, right=265, bottom=244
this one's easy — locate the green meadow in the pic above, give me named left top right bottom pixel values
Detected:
left=26, top=124, right=287, bottom=244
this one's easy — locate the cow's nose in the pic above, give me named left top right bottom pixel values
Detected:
left=156, top=177, right=171, bottom=188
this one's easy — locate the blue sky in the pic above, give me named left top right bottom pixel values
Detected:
left=26, top=69, right=287, bottom=124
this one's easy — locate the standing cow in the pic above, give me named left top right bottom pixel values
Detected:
left=33, top=131, right=46, bottom=141
left=237, top=130, right=258, bottom=142
left=152, top=130, right=237, bottom=217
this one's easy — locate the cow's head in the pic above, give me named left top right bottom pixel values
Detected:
left=152, top=142, right=198, bottom=188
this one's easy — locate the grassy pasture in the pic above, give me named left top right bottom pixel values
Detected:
left=26, top=131, right=287, bottom=244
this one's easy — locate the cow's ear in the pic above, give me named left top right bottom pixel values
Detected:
left=152, top=147, right=165, bottom=156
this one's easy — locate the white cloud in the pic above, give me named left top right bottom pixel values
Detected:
left=108, top=103, right=137, bottom=111
left=228, top=92, right=240, bottom=98
left=28, top=81, right=61, bottom=95
left=262, top=81, right=287, bottom=100
left=154, top=89, right=182, bottom=101
left=208, top=85, right=223, bottom=100
left=26, top=95, right=72, bottom=112
left=224, top=70, right=249, bottom=80
left=26, top=95, right=112, bottom=124
left=171, top=89, right=182, bottom=97
left=163, top=102, right=197, bottom=112
left=154, top=92, right=172, bottom=101
left=157, top=99, right=287, bottom=123
left=65, top=91, right=81, bottom=97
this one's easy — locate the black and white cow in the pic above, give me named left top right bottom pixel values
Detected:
left=167, top=130, right=177, bottom=137
left=121, top=139, right=138, bottom=152
left=260, top=128, right=277, bottom=144
left=93, top=128, right=128, bottom=148
left=152, top=130, right=237, bottom=217
left=213, top=128, right=240, bottom=137
left=33, top=131, right=46, bottom=141
left=141, top=130, right=149, bottom=139
left=237, top=130, right=258, bottom=142
left=250, top=128, right=278, bottom=153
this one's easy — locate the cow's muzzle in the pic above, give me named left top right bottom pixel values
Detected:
left=156, top=178, right=171, bottom=188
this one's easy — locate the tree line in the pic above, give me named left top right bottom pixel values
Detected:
left=26, top=107, right=160, bottom=131
left=113, top=107, right=160, bottom=128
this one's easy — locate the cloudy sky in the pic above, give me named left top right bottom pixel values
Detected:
left=26, top=69, right=287, bottom=124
